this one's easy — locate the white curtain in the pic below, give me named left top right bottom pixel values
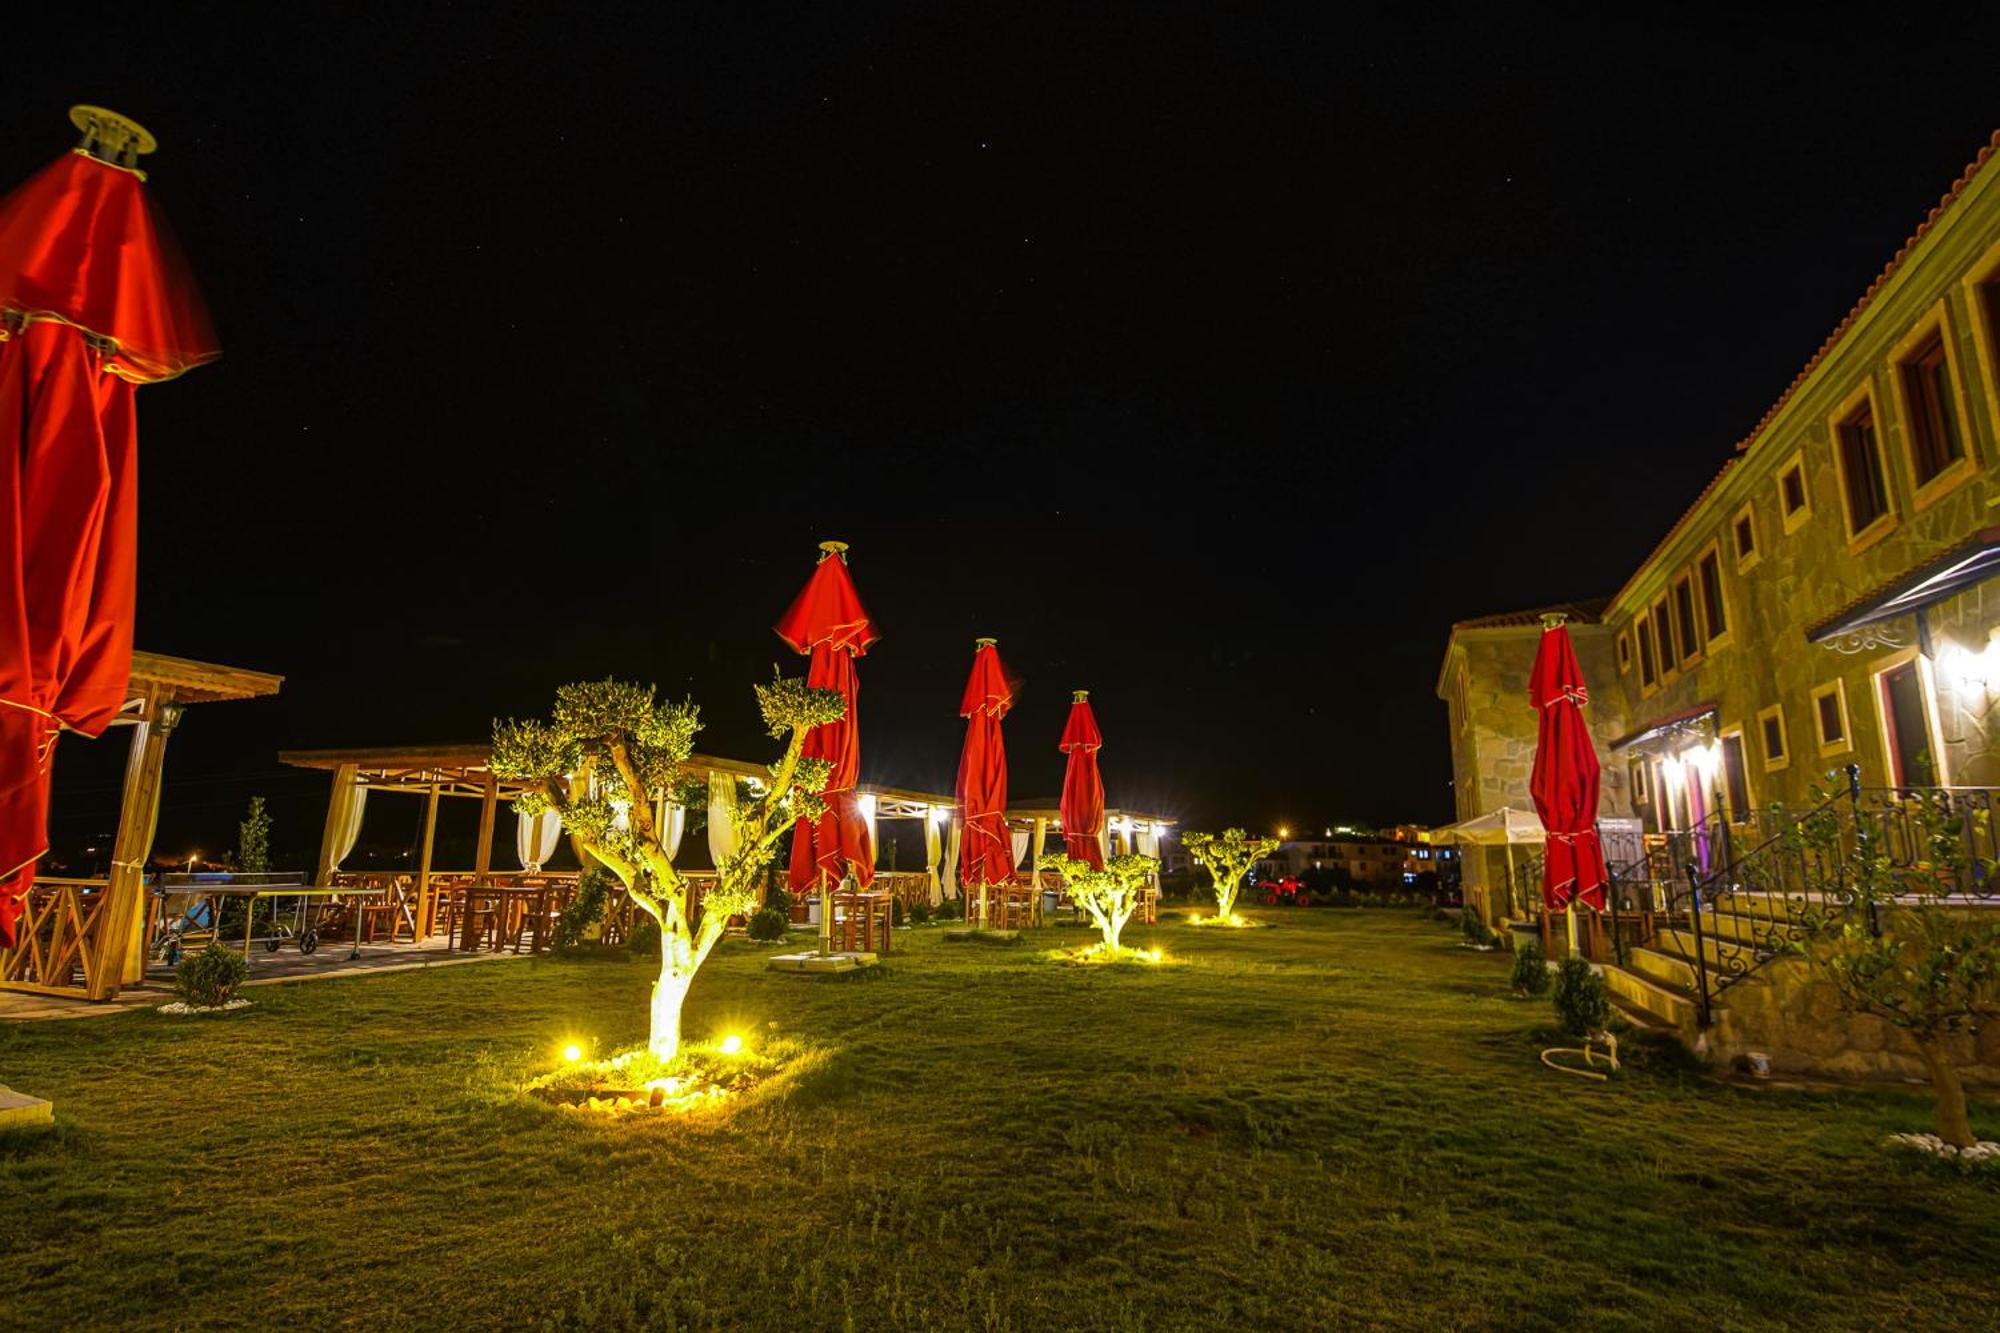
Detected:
left=515, top=808, right=561, bottom=871
left=324, top=775, right=366, bottom=875
left=924, top=809, right=943, bottom=905
left=1010, top=828, right=1029, bottom=873
left=650, top=796, right=687, bottom=861
left=943, top=819, right=962, bottom=899
left=1137, top=827, right=1159, bottom=858
left=858, top=794, right=879, bottom=870
left=1098, top=826, right=1111, bottom=863
left=707, top=772, right=738, bottom=869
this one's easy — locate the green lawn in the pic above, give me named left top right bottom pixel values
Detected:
left=1, top=910, right=1994, bottom=1331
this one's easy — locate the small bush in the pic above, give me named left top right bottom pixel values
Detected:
left=935, top=898, right=964, bottom=921
left=1510, top=940, right=1550, bottom=996
left=747, top=908, right=789, bottom=941
left=764, top=885, right=792, bottom=917
left=553, top=868, right=612, bottom=952
left=1552, top=957, right=1611, bottom=1036
left=627, top=919, right=661, bottom=958
left=174, top=942, right=248, bottom=1008
left=1458, top=905, right=1497, bottom=948
left=891, top=896, right=906, bottom=926
left=908, top=899, right=934, bottom=925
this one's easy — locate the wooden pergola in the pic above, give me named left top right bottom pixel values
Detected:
left=1004, top=801, right=1176, bottom=885
left=276, top=742, right=783, bottom=940
left=1, top=652, right=283, bottom=1000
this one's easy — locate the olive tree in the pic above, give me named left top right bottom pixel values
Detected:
left=492, top=676, right=842, bottom=1063
left=1040, top=849, right=1159, bottom=956
left=1790, top=786, right=2000, bottom=1148
left=1182, top=828, right=1279, bottom=921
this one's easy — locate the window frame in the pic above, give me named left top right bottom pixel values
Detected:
left=1731, top=499, right=1761, bottom=573
left=1717, top=726, right=1753, bottom=823
left=1811, top=679, right=1853, bottom=757
left=1756, top=703, right=1790, bottom=773
left=1694, top=540, right=1731, bottom=652
left=1776, top=449, right=1811, bottom=534
left=1636, top=617, right=1659, bottom=695
left=1828, top=378, right=1897, bottom=551
left=1963, top=239, right=2000, bottom=459
left=1888, top=299, right=1978, bottom=511
left=1651, top=595, right=1679, bottom=682
left=1671, top=571, right=1703, bottom=668
left=1870, top=646, right=1949, bottom=788
left=1615, top=630, right=1632, bottom=675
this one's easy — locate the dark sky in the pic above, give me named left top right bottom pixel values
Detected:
left=16, top=7, right=2000, bottom=867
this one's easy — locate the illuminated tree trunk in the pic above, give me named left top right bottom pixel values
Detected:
left=1918, top=1040, right=1974, bottom=1149
left=650, top=963, right=689, bottom=1064
left=1216, top=872, right=1242, bottom=918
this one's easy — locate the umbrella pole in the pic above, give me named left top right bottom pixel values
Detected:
left=819, top=870, right=833, bottom=956
left=1566, top=900, right=1579, bottom=959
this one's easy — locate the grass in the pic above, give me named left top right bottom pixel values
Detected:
left=1, top=909, right=1995, bottom=1331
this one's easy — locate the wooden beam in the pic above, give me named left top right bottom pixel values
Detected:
left=474, top=770, right=498, bottom=878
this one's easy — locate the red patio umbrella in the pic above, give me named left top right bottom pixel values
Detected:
left=1529, top=616, right=1607, bottom=912
left=955, top=638, right=1014, bottom=893
left=0, top=108, right=217, bottom=946
left=1058, top=689, right=1105, bottom=869
left=775, top=540, right=877, bottom=894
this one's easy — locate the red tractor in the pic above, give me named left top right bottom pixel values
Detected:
left=1258, top=876, right=1313, bottom=908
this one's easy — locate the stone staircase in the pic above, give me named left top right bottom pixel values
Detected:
left=1601, top=893, right=1831, bottom=1036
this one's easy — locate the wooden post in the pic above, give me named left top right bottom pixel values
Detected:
left=474, top=771, right=498, bottom=879
left=416, top=784, right=440, bottom=940
left=1030, top=817, right=1047, bottom=925
left=97, top=690, right=180, bottom=995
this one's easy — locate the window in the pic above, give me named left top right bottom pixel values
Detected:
left=1636, top=618, right=1658, bottom=692
left=1732, top=500, right=1760, bottom=572
left=1653, top=597, right=1678, bottom=678
left=1832, top=386, right=1892, bottom=540
left=1696, top=546, right=1728, bottom=646
left=1777, top=451, right=1811, bottom=533
left=1757, top=704, right=1789, bottom=772
left=1616, top=631, right=1632, bottom=675
left=1672, top=574, right=1701, bottom=667
left=1629, top=760, right=1649, bottom=804
left=1967, top=243, right=2000, bottom=452
left=1894, top=310, right=1971, bottom=495
left=1812, top=680, right=1852, bottom=756
left=1875, top=653, right=1944, bottom=788
left=1719, top=730, right=1750, bottom=820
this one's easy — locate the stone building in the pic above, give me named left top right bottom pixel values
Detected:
left=1436, top=602, right=1627, bottom=922
left=1438, top=130, right=2000, bottom=1084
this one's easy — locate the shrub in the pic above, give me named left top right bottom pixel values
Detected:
left=891, top=896, right=906, bottom=926
left=747, top=908, right=789, bottom=941
left=1510, top=940, right=1550, bottom=996
left=764, top=885, right=792, bottom=917
left=174, top=942, right=248, bottom=1008
left=1552, top=957, right=1611, bottom=1036
left=1458, top=905, right=1497, bottom=948
left=908, top=899, right=934, bottom=925
left=935, top=898, right=964, bottom=921
left=553, top=868, right=612, bottom=952
left=627, top=919, right=661, bottom=958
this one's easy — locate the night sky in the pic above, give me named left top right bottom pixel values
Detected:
left=15, top=9, right=2000, bottom=868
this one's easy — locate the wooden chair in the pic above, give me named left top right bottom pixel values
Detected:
left=831, top=890, right=893, bottom=953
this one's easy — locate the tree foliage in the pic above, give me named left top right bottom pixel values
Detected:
left=1786, top=781, right=2000, bottom=1147
left=1182, top=827, right=1280, bottom=918
left=236, top=797, right=271, bottom=875
left=492, top=674, right=844, bottom=1060
left=1041, top=849, right=1158, bottom=955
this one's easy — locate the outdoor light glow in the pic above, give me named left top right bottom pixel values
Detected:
left=1683, top=743, right=1720, bottom=779
left=1942, top=634, right=2000, bottom=695
left=562, top=1043, right=583, bottom=1063
left=718, top=1033, right=744, bottom=1055
left=1277, top=825, right=1291, bottom=839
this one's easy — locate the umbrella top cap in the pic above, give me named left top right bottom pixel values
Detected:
left=1073, top=689, right=1089, bottom=702
left=1539, top=612, right=1569, bottom=630
left=70, top=106, right=156, bottom=174
left=975, top=637, right=997, bottom=648
left=817, top=540, right=849, bottom=562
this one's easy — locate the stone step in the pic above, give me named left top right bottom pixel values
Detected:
left=1601, top=963, right=1699, bottom=1030
left=1627, top=945, right=1698, bottom=993
left=1659, top=925, right=1781, bottom=974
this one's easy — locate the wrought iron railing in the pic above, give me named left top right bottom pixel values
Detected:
left=1657, top=768, right=2000, bottom=1024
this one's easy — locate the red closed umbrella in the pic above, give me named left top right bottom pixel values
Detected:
left=775, top=541, right=877, bottom=893
left=955, top=638, right=1013, bottom=891
left=1058, top=689, right=1105, bottom=869
left=0, top=109, right=217, bottom=946
left=1529, top=617, right=1607, bottom=911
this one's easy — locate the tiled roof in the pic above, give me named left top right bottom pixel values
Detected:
left=1609, top=129, right=2000, bottom=616
left=1450, top=598, right=1610, bottom=632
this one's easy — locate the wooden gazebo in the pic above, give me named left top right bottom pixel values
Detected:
left=0, top=652, right=283, bottom=1000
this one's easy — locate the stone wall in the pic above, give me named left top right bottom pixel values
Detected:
left=1704, top=911, right=2000, bottom=1088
